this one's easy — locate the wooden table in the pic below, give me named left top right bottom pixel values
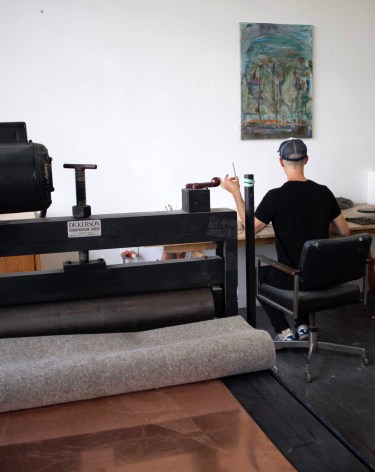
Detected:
left=163, top=204, right=375, bottom=254
left=0, top=212, right=41, bottom=273
left=340, top=203, right=375, bottom=233
left=239, top=204, right=375, bottom=246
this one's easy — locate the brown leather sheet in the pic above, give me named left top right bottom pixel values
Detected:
left=0, top=380, right=295, bottom=471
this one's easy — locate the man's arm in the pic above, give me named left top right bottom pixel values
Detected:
left=220, top=175, right=245, bottom=227
left=254, top=216, right=267, bottom=234
left=331, top=213, right=350, bottom=236
left=220, top=175, right=267, bottom=234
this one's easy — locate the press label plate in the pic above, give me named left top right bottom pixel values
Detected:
left=67, top=219, right=102, bottom=238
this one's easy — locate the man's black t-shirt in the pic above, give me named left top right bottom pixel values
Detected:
left=255, top=180, right=341, bottom=268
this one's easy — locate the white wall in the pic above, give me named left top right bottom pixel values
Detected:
left=1, top=0, right=374, bottom=271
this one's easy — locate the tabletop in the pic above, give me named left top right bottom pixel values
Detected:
left=163, top=204, right=375, bottom=253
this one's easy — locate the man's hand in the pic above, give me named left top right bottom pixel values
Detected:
left=220, top=174, right=241, bottom=196
left=220, top=174, right=245, bottom=226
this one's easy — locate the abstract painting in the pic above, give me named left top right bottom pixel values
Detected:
left=240, top=23, right=313, bottom=140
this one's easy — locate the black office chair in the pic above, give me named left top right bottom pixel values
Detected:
left=256, top=233, right=372, bottom=382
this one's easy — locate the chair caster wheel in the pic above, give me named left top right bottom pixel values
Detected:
left=362, top=356, right=369, bottom=367
left=305, top=371, right=312, bottom=382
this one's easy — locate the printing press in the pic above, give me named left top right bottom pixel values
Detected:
left=0, top=123, right=238, bottom=337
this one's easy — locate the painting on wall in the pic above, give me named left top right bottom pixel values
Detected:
left=240, top=23, right=313, bottom=140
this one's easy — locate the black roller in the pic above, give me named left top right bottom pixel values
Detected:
left=0, top=287, right=219, bottom=338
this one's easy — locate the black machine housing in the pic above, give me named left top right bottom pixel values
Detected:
left=0, top=122, right=54, bottom=214
left=0, top=126, right=238, bottom=337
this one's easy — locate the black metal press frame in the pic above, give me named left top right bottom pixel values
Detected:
left=0, top=208, right=238, bottom=317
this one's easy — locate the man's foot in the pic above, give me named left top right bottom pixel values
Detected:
left=274, top=328, right=295, bottom=342
left=296, top=324, right=309, bottom=340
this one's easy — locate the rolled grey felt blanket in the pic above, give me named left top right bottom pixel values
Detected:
left=0, top=315, right=275, bottom=413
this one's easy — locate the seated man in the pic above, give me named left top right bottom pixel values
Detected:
left=221, top=139, right=349, bottom=341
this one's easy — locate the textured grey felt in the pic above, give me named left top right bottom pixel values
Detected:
left=0, top=316, right=275, bottom=413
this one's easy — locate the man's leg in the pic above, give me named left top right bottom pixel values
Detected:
left=259, top=266, right=311, bottom=340
left=259, top=299, right=290, bottom=333
left=259, top=266, right=294, bottom=338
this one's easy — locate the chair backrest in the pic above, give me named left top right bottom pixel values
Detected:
left=298, top=233, right=372, bottom=290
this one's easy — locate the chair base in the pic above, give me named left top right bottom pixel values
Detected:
left=274, top=328, right=368, bottom=382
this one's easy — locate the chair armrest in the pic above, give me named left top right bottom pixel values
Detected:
left=256, top=255, right=299, bottom=276
left=256, top=255, right=300, bottom=319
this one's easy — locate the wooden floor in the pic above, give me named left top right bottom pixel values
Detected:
left=238, top=292, right=375, bottom=471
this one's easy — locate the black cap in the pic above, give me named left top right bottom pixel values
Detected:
left=278, top=139, right=307, bottom=161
